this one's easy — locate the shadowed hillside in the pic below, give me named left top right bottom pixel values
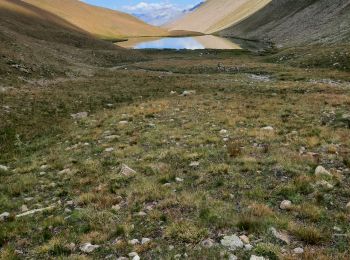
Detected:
left=0, top=0, right=144, bottom=82
left=220, top=0, right=350, bottom=46
left=23, top=0, right=168, bottom=39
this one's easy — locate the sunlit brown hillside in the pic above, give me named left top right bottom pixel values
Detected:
left=167, top=0, right=271, bottom=34
left=23, top=0, right=168, bottom=39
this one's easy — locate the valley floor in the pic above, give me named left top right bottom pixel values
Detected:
left=1, top=49, right=350, bottom=259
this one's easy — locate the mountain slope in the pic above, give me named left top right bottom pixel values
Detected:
left=0, top=0, right=143, bottom=82
left=220, top=0, right=350, bottom=46
left=23, top=0, right=167, bottom=39
left=166, top=0, right=272, bottom=34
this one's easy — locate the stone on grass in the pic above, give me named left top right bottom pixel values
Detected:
left=189, top=161, right=200, bottom=167
left=201, top=238, right=215, bottom=248
left=244, top=244, right=253, bottom=251
left=128, top=239, right=139, bottom=245
left=21, top=205, right=28, bottom=212
left=270, top=227, right=290, bottom=244
left=105, top=147, right=114, bottom=152
left=71, top=112, right=88, bottom=120
left=0, top=165, right=9, bottom=172
left=250, top=255, right=265, bottom=260
left=117, top=257, right=128, bottom=260
left=280, top=200, right=292, bottom=210
left=128, top=252, right=139, bottom=259
left=136, top=211, right=147, bottom=216
left=120, top=164, right=136, bottom=176
left=346, top=202, right=350, bottom=210
left=79, top=243, right=100, bottom=253
left=16, top=205, right=55, bottom=218
left=112, top=204, right=121, bottom=211
left=261, top=126, right=274, bottom=131
left=0, top=212, right=10, bottom=222
left=58, top=168, right=71, bottom=175
left=181, top=90, right=196, bottom=96
left=315, top=166, right=332, bottom=178
left=141, top=238, right=151, bottom=244
left=316, top=180, right=334, bottom=190
left=293, top=247, right=304, bottom=254
left=229, top=254, right=238, bottom=260
left=239, top=235, right=250, bottom=244
left=175, top=177, right=184, bottom=182
left=220, top=235, right=243, bottom=251
left=219, top=129, right=228, bottom=135
left=118, top=120, right=129, bottom=125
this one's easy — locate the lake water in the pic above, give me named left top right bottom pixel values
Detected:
left=117, top=35, right=243, bottom=50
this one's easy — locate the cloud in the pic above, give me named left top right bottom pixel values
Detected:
left=122, top=2, right=185, bottom=26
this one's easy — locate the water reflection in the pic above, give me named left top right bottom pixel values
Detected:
left=117, top=35, right=242, bottom=50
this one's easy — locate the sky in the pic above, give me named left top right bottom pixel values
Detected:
left=82, top=0, right=203, bottom=25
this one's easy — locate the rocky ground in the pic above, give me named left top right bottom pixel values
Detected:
left=0, top=49, right=350, bottom=259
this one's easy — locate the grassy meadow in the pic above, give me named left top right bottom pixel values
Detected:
left=0, top=48, right=350, bottom=259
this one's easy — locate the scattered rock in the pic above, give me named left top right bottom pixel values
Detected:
left=170, top=91, right=177, bottom=95
left=261, top=126, right=274, bottom=131
left=105, top=147, right=114, bottom=152
left=58, top=168, right=71, bottom=175
left=136, top=211, right=147, bottom=216
left=118, top=121, right=128, bottom=125
left=201, top=238, right=215, bottom=248
left=117, top=257, right=128, bottom=260
left=0, top=212, right=10, bottom=222
left=71, top=112, right=88, bottom=120
left=66, top=200, right=74, bottom=206
left=220, top=235, right=244, bottom=251
left=141, top=238, right=151, bottom=244
left=316, top=180, right=334, bottom=190
left=120, top=164, right=136, bottom=176
left=270, top=227, right=290, bottom=244
left=293, top=247, right=304, bottom=254
left=181, top=90, right=196, bottom=96
left=128, top=252, right=138, bottom=257
left=189, top=161, right=200, bottom=167
left=0, top=165, right=9, bottom=172
left=229, top=254, right=238, bottom=260
left=21, top=205, right=28, bottom=212
left=16, top=205, right=55, bottom=218
left=239, top=235, right=250, bottom=244
left=280, top=200, right=292, bottom=210
left=315, top=166, right=332, bottom=178
left=249, top=74, right=270, bottom=82
left=219, top=129, right=228, bottom=135
left=175, top=177, right=184, bottom=182
left=244, top=244, right=253, bottom=251
left=79, top=243, right=100, bottom=253
left=105, top=135, right=119, bottom=140
left=112, top=204, right=121, bottom=211
left=333, top=226, right=342, bottom=232
left=346, top=202, right=350, bottom=210
left=250, top=255, right=265, bottom=260
left=128, top=239, right=139, bottom=245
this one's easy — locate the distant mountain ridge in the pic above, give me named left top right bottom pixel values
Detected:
left=133, top=2, right=204, bottom=26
